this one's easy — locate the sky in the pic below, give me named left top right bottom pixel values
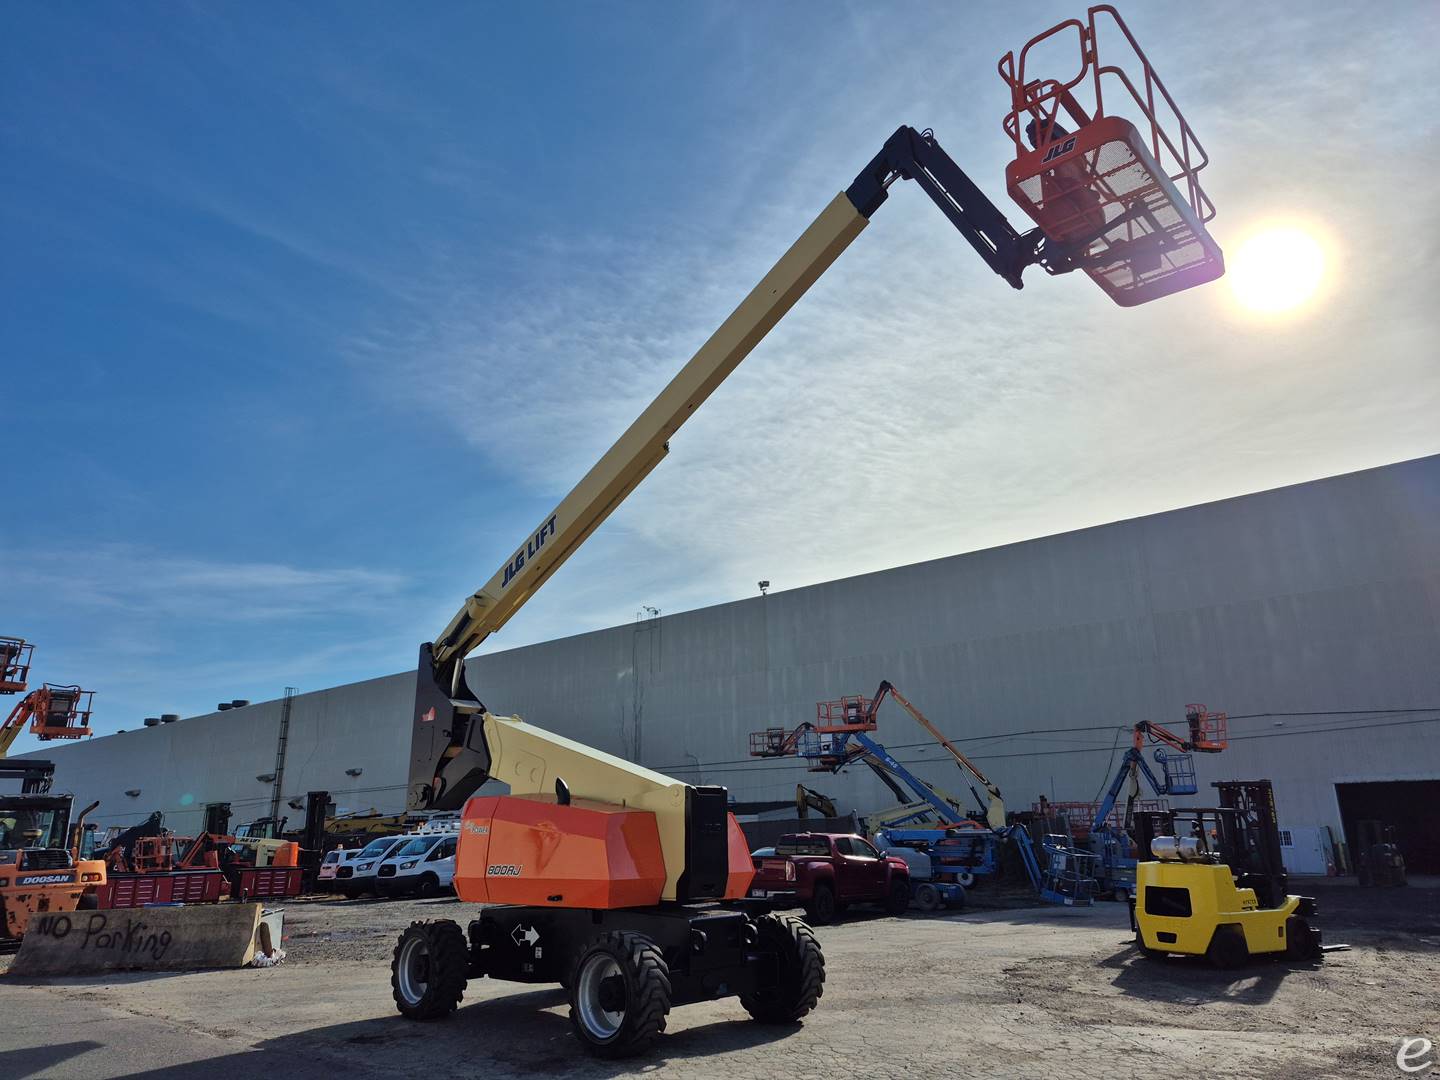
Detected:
left=3, top=2, right=1437, bottom=751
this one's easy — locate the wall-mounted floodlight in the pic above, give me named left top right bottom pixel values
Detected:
left=345, top=768, right=363, bottom=778
left=758, top=580, right=770, bottom=596
left=124, top=789, right=141, bottom=798
left=256, top=773, right=276, bottom=784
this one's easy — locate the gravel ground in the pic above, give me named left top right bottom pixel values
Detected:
left=2, top=879, right=1435, bottom=1079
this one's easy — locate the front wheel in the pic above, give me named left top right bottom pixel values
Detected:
left=1285, top=916, right=1322, bottom=961
left=884, top=879, right=910, bottom=915
left=416, top=873, right=439, bottom=898
left=568, top=931, right=671, bottom=1058
left=740, top=913, right=825, bottom=1024
left=391, top=920, right=468, bottom=1019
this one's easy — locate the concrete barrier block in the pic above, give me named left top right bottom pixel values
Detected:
left=8, top=903, right=265, bottom=976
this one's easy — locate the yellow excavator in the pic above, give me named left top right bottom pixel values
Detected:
left=387, top=8, right=1224, bottom=1057
left=795, top=785, right=838, bottom=820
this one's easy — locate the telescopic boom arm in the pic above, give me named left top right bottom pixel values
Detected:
left=869, top=680, right=1007, bottom=829
left=411, top=127, right=1053, bottom=811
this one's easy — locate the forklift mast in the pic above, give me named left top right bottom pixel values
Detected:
left=0, top=759, right=57, bottom=794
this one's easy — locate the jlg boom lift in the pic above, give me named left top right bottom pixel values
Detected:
left=1, top=632, right=97, bottom=758
left=390, top=7, right=1223, bottom=1057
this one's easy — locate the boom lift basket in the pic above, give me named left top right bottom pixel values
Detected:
left=1184, top=703, right=1228, bottom=751
left=1155, top=749, right=1197, bottom=796
left=30, top=685, right=94, bottom=741
left=998, top=5, right=1222, bottom=306
left=748, top=695, right=878, bottom=762
left=0, top=637, right=33, bottom=695
left=814, top=695, right=878, bottom=734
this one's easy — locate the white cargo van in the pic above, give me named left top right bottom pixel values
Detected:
left=335, top=834, right=412, bottom=897
left=374, top=832, right=458, bottom=898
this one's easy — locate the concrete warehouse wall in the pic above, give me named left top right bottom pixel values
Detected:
left=15, top=455, right=1440, bottom=848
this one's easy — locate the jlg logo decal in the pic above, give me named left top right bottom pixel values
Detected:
left=487, top=864, right=523, bottom=877
left=1041, top=135, right=1078, bottom=163
left=501, top=515, right=557, bottom=588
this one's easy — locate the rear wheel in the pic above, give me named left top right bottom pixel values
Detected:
left=740, top=914, right=825, bottom=1024
left=945, top=884, right=967, bottom=910
left=568, top=930, right=671, bottom=1058
left=913, top=883, right=942, bottom=912
left=805, top=883, right=837, bottom=926
left=1134, top=925, right=1166, bottom=960
left=391, top=920, right=468, bottom=1019
left=884, top=879, right=910, bottom=915
left=416, top=873, right=439, bottom=898
left=1205, top=924, right=1249, bottom=970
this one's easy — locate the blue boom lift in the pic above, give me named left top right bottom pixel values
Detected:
left=1088, top=705, right=1228, bottom=898
left=750, top=682, right=1097, bottom=906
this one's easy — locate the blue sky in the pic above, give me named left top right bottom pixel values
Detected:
left=3, top=2, right=1437, bottom=748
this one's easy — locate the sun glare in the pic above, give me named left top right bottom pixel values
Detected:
left=1228, top=227, right=1327, bottom=314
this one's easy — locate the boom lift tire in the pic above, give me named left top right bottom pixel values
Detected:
left=805, top=883, right=837, bottom=926
left=913, top=883, right=942, bottom=912
left=739, top=914, right=825, bottom=1024
left=568, top=930, right=672, bottom=1058
left=391, top=920, right=469, bottom=1020
left=1205, top=924, right=1248, bottom=970
left=885, top=879, right=911, bottom=916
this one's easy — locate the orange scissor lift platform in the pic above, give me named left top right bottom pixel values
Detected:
left=0, top=638, right=34, bottom=695
left=999, top=5, right=1222, bottom=306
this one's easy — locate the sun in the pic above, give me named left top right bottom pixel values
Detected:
left=1228, top=227, right=1327, bottom=314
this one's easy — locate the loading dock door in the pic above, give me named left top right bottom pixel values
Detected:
left=1335, top=780, right=1440, bottom=875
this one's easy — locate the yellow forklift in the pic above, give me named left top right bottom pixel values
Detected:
left=1132, top=780, right=1325, bottom=967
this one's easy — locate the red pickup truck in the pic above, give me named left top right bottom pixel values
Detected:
left=748, top=832, right=911, bottom=924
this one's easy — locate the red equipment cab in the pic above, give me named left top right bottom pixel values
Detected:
left=0, top=637, right=33, bottom=695
left=998, top=5, right=1223, bottom=305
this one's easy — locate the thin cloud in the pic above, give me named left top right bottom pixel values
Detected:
left=8, top=546, right=406, bottom=623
